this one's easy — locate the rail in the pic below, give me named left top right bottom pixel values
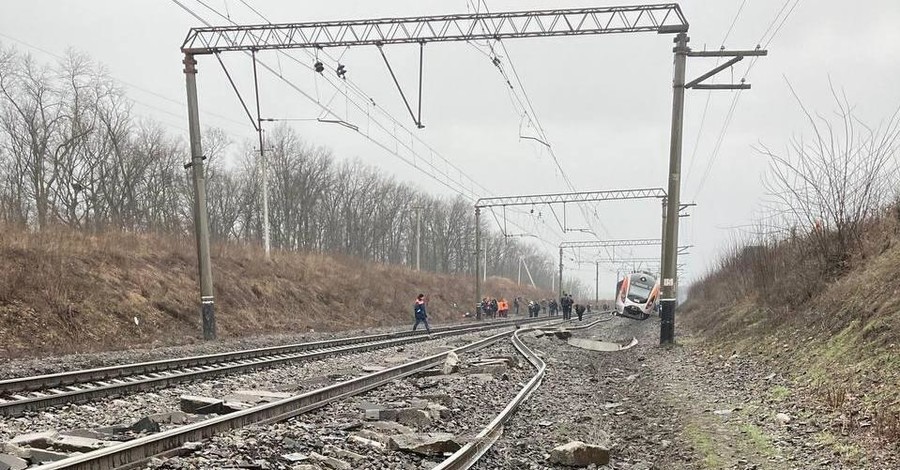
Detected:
left=433, top=313, right=613, bottom=469
left=38, top=319, right=563, bottom=470
left=0, top=317, right=546, bottom=416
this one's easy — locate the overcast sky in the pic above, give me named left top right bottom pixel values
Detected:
left=3, top=0, right=899, bottom=296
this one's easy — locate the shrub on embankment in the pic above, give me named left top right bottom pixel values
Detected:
left=682, top=92, right=900, bottom=444
left=0, top=226, right=550, bottom=358
left=682, top=212, right=900, bottom=444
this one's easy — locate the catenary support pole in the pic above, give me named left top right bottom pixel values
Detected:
left=251, top=50, right=270, bottom=261
left=415, top=206, right=421, bottom=271
left=660, top=197, right=667, bottom=276
left=558, top=247, right=564, bottom=299
left=595, top=260, right=599, bottom=305
left=474, top=207, right=481, bottom=319
left=661, top=32, right=689, bottom=345
left=183, top=53, right=216, bottom=340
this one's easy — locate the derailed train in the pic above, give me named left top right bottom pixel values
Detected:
left=615, top=271, right=660, bottom=320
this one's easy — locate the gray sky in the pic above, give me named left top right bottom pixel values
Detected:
left=3, top=0, right=900, bottom=296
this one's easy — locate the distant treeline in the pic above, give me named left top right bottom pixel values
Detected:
left=0, top=45, right=587, bottom=296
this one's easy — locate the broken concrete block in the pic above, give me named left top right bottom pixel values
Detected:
left=179, top=395, right=225, bottom=414
left=347, top=435, right=384, bottom=450
left=354, top=430, right=389, bottom=445
left=367, top=421, right=414, bottom=434
left=147, top=411, right=192, bottom=425
left=395, top=408, right=433, bottom=428
left=8, top=430, right=58, bottom=449
left=549, top=441, right=610, bottom=466
left=282, top=452, right=308, bottom=462
left=0, top=453, right=28, bottom=470
left=554, top=330, right=573, bottom=340
left=128, top=416, right=161, bottom=434
left=309, top=451, right=351, bottom=470
left=387, top=432, right=462, bottom=456
left=324, top=445, right=365, bottom=462
left=442, top=352, right=460, bottom=375
left=51, top=435, right=115, bottom=452
left=28, top=448, right=70, bottom=464
left=426, top=403, right=452, bottom=420
left=418, top=394, right=455, bottom=407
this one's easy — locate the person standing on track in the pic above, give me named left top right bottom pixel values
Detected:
left=413, top=294, right=432, bottom=335
left=575, top=303, right=586, bottom=321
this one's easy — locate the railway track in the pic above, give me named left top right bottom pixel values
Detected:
left=34, top=317, right=581, bottom=470
left=16, top=315, right=609, bottom=470
left=434, top=313, right=612, bottom=469
left=0, top=317, right=547, bottom=417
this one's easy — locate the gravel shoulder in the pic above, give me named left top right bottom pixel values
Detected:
left=475, top=317, right=899, bottom=469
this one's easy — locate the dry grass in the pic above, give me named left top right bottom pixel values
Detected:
left=682, top=211, right=900, bottom=445
left=0, top=225, right=551, bottom=358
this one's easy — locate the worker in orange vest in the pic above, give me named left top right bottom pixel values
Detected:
left=498, top=298, right=509, bottom=318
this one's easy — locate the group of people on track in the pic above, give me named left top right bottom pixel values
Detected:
left=413, top=292, right=592, bottom=331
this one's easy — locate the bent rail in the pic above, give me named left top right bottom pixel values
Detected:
left=433, top=313, right=613, bottom=469
left=38, top=319, right=563, bottom=470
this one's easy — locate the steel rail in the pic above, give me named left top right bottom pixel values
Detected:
left=0, top=317, right=545, bottom=416
left=433, top=313, right=614, bottom=469
left=38, top=319, right=564, bottom=470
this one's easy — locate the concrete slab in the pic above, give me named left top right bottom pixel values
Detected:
left=567, top=337, right=639, bottom=352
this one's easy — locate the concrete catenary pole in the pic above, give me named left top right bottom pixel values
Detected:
left=558, top=247, right=564, bottom=299
left=474, top=207, right=481, bottom=319
left=661, top=32, right=689, bottom=345
left=251, top=51, right=270, bottom=261
left=660, top=197, right=667, bottom=277
left=415, top=206, right=421, bottom=271
left=183, top=53, right=216, bottom=340
left=595, top=260, right=600, bottom=305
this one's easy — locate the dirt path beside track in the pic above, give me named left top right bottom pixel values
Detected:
left=476, top=317, right=898, bottom=469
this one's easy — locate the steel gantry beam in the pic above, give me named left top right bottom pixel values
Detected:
left=181, top=5, right=689, bottom=54
left=475, top=187, right=666, bottom=209
left=474, top=188, right=666, bottom=308
left=560, top=238, right=661, bottom=250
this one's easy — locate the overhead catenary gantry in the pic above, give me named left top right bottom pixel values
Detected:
left=473, top=188, right=667, bottom=311
left=179, top=3, right=763, bottom=345
left=180, top=5, right=688, bottom=340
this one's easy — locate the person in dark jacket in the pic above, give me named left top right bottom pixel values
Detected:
left=575, top=303, right=586, bottom=321
left=413, top=294, right=432, bottom=334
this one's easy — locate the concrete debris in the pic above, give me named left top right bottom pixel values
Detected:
left=549, top=441, right=610, bottom=467
left=775, top=412, right=792, bottom=425
left=324, top=445, right=365, bottom=462
left=395, top=408, right=433, bottom=428
left=362, top=365, right=386, bottom=373
left=52, top=434, right=116, bottom=452
left=127, top=416, right=161, bottom=434
left=346, top=435, right=385, bottom=450
left=442, top=351, right=460, bottom=375
left=308, top=451, right=351, bottom=470
left=0, top=454, right=28, bottom=470
left=179, top=395, right=226, bottom=414
left=7, top=430, right=58, bottom=449
left=387, top=432, right=462, bottom=456
left=554, top=330, right=573, bottom=340
left=28, top=448, right=70, bottom=464
left=282, top=452, right=308, bottom=462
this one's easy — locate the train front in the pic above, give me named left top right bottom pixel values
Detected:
left=615, top=272, right=660, bottom=320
